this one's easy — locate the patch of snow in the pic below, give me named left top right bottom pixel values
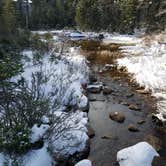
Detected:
left=117, top=142, right=159, bottom=166
left=51, top=111, right=88, bottom=156
left=30, top=124, right=49, bottom=143
left=70, top=32, right=86, bottom=38
left=103, top=33, right=141, bottom=44
left=117, top=34, right=166, bottom=121
left=23, top=143, right=54, bottom=166
left=75, top=159, right=92, bottom=166
left=0, top=154, right=5, bottom=166
left=41, top=115, right=49, bottom=124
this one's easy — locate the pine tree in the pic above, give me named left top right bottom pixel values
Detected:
left=1, top=0, right=17, bottom=36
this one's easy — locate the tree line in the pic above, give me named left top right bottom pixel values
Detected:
left=0, top=0, right=166, bottom=35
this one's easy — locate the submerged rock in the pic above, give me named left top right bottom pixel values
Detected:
left=128, top=124, right=139, bottom=132
left=109, top=112, right=125, bottom=123
left=137, top=120, right=146, bottom=124
left=87, top=84, right=102, bottom=93
left=103, top=87, right=113, bottom=95
left=87, top=126, right=95, bottom=138
left=128, top=104, right=141, bottom=111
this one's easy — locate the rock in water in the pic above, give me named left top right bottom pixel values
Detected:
left=128, top=124, right=139, bottom=132
left=128, top=104, right=141, bottom=111
left=103, top=87, right=113, bottom=95
left=75, top=159, right=92, bottom=166
left=109, top=112, right=125, bottom=123
left=117, top=142, right=159, bottom=166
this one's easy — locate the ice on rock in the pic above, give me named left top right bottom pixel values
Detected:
left=117, top=142, right=159, bottom=166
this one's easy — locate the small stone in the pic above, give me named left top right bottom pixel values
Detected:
left=137, top=120, right=146, bottom=124
left=128, top=124, right=139, bottom=132
left=120, top=101, right=129, bottom=106
left=101, top=134, right=112, bottom=139
left=88, top=88, right=101, bottom=93
left=89, top=96, right=97, bottom=101
left=109, top=112, right=125, bottom=123
left=128, top=104, right=141, bottom=111
left=103, top=87, right=113, bottom=95
left=144, top=135, right=161, bottom=151
left=87, top=126, right=95, bottom=138
left=89, top=74, right=97, bottom=83
left=126, top=93, right=134, bottom=98
left=136, top=89, right=149, bottom=94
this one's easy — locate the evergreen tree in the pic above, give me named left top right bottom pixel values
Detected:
left=0, top=0, right=17, bottom=36
left=75, top=0, right=101, bottom=31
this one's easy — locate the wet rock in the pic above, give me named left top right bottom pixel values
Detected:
left=103, top=87, right=113, bottom=95
left=136, top=89, right=149, bottom=94
left=144, top=135, right=161, bottom=151
left=152, top=156, right=166, bottom=166
left=137, top=120, right=146, bottom=124
left=128, top=124, right=139, bottom=132
left=128, top=104, right=141, bottom=111
left=101, top=134, right=112, bottom=139
left=87, top=87, right=101, bottom=93
left=89, top=96, right=97, bottom=101
left=120, top=101, right=129, bottom=106
left=126, top=93, right=134, bottom=98
left=87, top=84, right=102, bottom=93
left=87, top=126, right=95, bottom=138
left=89, top=74, right=97, bottom=83
left=109, top=112, right=125, bottom=123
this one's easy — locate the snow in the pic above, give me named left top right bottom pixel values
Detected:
left=75, top=159, right=92, bottom=166
left=51, top=111, right=89, bottom=156
left=103, top=33, right=142, bottom=44
left=0, top=154, right=5, bottom=166
left=9, top=44, right=89, bottom=163
left=12, top=47, right=89, bottom=111
left=23, top=143, right=53, bottom=166
left=70, top=32, right=86, bottom=38
left=117, top=33, right=166, bottom=121
left=117, top=142, right=159, bottom=166
left=30, top=124, right=49, bottom=143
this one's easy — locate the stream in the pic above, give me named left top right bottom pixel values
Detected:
left=75, top=40, right=166, bottom=166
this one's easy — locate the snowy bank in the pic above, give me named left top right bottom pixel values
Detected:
left=117, top=142, right=159, bottom=166
left=117, top=33, right=166, bottom=122
left=9, top=44, right=89, bottom=164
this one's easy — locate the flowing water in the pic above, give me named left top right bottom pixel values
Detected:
left=76, top=40, right=166, bottom=166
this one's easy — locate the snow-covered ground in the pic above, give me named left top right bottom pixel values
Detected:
left=107, top=33, right=166, bottom=122
left=6, top=42, right=89, bottom=165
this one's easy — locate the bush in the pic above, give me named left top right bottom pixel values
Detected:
left=0, top=78, right=50, bottom=155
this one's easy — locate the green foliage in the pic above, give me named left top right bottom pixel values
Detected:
left=0, top=79, right=49, bottom=155
left=75, top=0, right=101, bottom=31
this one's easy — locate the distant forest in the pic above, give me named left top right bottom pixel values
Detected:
left=0, top=0, right=166, bottom=34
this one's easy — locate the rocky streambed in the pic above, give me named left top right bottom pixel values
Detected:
left=76, top=40, right=166, bottom=166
